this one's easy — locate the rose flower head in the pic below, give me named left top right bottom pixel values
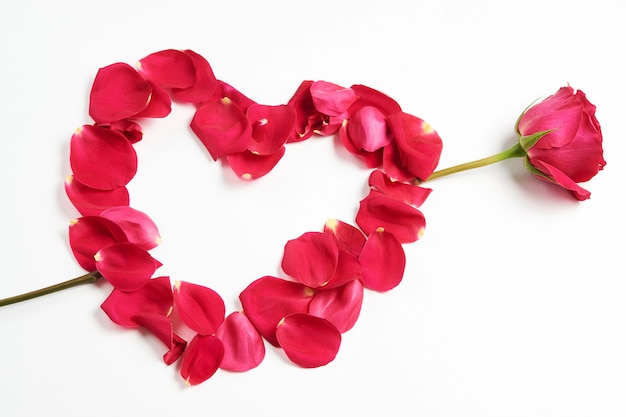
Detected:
left=516, top=86, right=606, bottom=200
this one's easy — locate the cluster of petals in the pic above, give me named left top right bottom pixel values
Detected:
left=65, top=49, right=443, bottom=385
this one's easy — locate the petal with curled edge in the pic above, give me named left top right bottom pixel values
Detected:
left=180, top=334, right=224, bottom=385
left=69, top=216, right=127, bottom=271
left=171, top=50, right=217, bottom=103
left=70, top=125, right=138, bottom=190
left=286, top=80, right=322, bottom=142
left=173, top=281, right=226, bottom=336
left=276, top=313, right=341, bottom=368
left=94, top=242, right=157, bottom=292
left=96, top=119, right=143, bottom=144
left=338, top=122, right=383, bottom=168
left=216, top=312, right=265, bottom=372
left=247, top=104, right=296, bottom=155
left=281, top=232, right=339, bottom=289
left=226, top=147, right=285, bottom=180
left=356, top=190, right=426, bottom=244
left=190, top=97, right=252, bottom=160
left=137, top=49, right=196, bottom=89
left=324, top=219, right=366, bottom=258
left=239, top=276, right=313, bottom=347
left=65, top=175, right=129, bottom=217
left=133, top=313, right=187, bottom=365
left=368, top=169, right=432, bottom=208
left=359, top=228, right=406, bottom=292
left=101, top=276, right=173, bottom=328
left=89, top=62, right=151, bottom=123
left=347, top=106, right=393, bottom=152
left=310, top=81, right=357, bottom=117
left=100, top=206, right=161, bottom=250
left=309, top=279, right=363, bottom=333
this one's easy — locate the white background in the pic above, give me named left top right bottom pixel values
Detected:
left=1, top=1, right=624, bottom=416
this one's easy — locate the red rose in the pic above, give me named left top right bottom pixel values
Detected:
left=517, top=86, right=606, bottom=200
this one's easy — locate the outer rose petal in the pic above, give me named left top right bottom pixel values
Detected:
left=368, top=169, right=432, bottom=207
left=226, top=147, right=285, bottom=180
left=95, top=243, right=157, bottom=292
left=359, top=228, right=406, bottom=292
left=323, top=219, right=366, bottom=258
left=100, top=206, right=161, bottom=250
left=134, top=80, right=172, bottom=119
left=527, top=159, right=592, bottom=201
left=349, top=84, right=402, bottom=115
left=65, top=175, right=129, bottom=217
left=310, top=81, right=358, bottom=117
left=171, top=50, right=217, bottom=103
left=132, top=313, right=187, bottom=365
left=309, top=279, right=364, bottom=333
left=239, top=276, right=313, bottom=346
left=347, top=106, right=392, bottom=152
left=173, top=281, right=226, bottom=336
left=69, top=216, right=127, bottom=271
left=276, top=313, right=341, bottom=368
left=387, top=112, right=443, bottom=181
left=180, top=334, right=224, bottom=385
left=70, top=125, right=138, bottom=190
left=216, top=312, right=265, bottom=372
left=356, top=190, right=426, bottom=244
left=190, top=97, right=252, bottom=160
left=101, top=276, right=173, bottom=327
left=281, top=232, right=339, bottom=288
left=89, top=62, right=151, bottom=123
left=137, top=49, right=196, bottom=89
left=247, top=104, right=296, bottom=155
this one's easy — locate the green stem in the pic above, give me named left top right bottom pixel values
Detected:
left=0, top=271, right=101, bottom=307
left=423, top=143, right=527, bottom=183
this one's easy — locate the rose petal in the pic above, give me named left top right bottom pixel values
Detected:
left=171, top=50, right=218, bottom=103
left=356, top=190, right=426, bottom=244
left=133, top=313, right=187, bottom=365
left=387, top=112, right=443, bottom=181
left=276, top=313, right=341, bottom=368
left=69, top=216, right=127, bottom=271
left=173, top=281, right=226, bottom=336
left=96, top=119, right=143, bottom=144
left=190, top=97, right=252, bottom=160
left=213, top=80, right=256, bottom=113
left=349, top=84, right=402, bottom=115
left=347, top=106, right=392, bottom=152
left=95, top=242, right=157, bottom=292
left=134, top=80, right=171, bottom=119
left=101, top=276, right=173, bottom=327
left=239, top=276, right=313, bottom=346
left=247, top=104, right=296, bottom=155
left=100, top=206, right=161, bottom=250
left=138, top=49, right=196, bottom=89
left=309, top=279, right=363, bottom=332
left=287, top=80, right=323, bottom=142
left=226, top=147, right=285, bottom=180
left=368, top=169, right=432, bottom=207
left=281, top=232, right=339, bottom=288
left=323, top=219, right=366, bottom=257
left=70, top=125, right=138, bottom=190
left=359, top=228, right=406, bottom=292
left=89, top=62, right=151, bottom=123
left=216, top=312, right=265, bottom=372
left=527, top=159, right=592, bottom=201
left=180, top=334, right=224, bottom=385
left=310, top=81, right=357, bottom=117
left=65, top=175, right=129, bottom=216
left=339, top=122, right=383, bottom=168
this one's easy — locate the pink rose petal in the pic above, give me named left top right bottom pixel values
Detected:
left=323, top=219, right=366, bottom=257
left=69, top=216, right=127, bottom=271
left=180, top=334, right=224, bottom=385
left=171, top=50, right=218, bottom=103
left=247, top=104, right=296, bottom=155
left=347, top=106, right=392, bottom=152
left=95, top=242, right=157, bottom=292
left=368, top=169, right=432, bottom=207
left=173, top=281, right=226, bottom=336
left=239, top=276, right=313, bottom=346
left=70, top=125, right=138, bottom=190
left=281, top=232, right=339, bottom=288
left=133, top=312, right=187, bottom=365
left=100, top=206, right=161, bottom=250
left=101, top=276, right=173, bottom=327
left=138, top=49, right=196, bottom=89
left=359, top=228, right=406, bottom=292
left=134, top=80, right=171, bottom=119
left=89, top=62, right=151, bottom=123
left=310, top=81, right=357, bottom=117
left=226, top=147, right=285, bottom=180
left=309, top=279, right=363, bottom=332
left=190, top=97, right=252, bottom=160
left=276, top=313, right=341, bottom=368
left=216, top=312, right=265, bottom=372
left=65, top=175, right=129, bottom=216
